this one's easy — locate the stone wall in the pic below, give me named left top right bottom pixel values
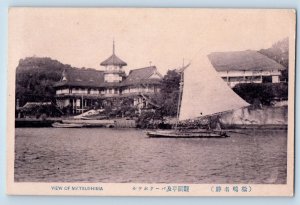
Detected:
left=220, top=106, right=288, bottom=126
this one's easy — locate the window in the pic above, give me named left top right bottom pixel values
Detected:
left=229, top=77, right=244, bottom=82
left=262, top=76, right=272, bottom=83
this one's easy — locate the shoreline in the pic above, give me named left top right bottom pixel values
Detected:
left=15, top=118, right=287, bottom=130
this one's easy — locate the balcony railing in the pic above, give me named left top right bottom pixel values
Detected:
left=56, top=90, right=157, bottom=98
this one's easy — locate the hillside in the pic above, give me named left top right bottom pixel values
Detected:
left=16, top=57, right=84, bottom=106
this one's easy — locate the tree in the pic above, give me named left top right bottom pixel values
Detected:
left=15, top=57, right=84, bottom=107
left=259, top=37, right=289, bottom=82
left=232, top=83, right=288, bottom=106
left=150, top=69, right=181, bottom=117
left=16, top=57, right=68, bottom=106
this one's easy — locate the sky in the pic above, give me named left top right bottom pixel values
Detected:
left=9, top=8, right=295, bottom=75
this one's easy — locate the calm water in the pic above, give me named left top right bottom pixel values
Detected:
left=15, top=128, right=287, bottom=184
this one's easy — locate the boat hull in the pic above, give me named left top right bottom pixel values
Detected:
left=146, top=129, right=229, bottom=138
left=62, top=119, right=115, bottom=128
left=52, top=122, right=84, bottom=128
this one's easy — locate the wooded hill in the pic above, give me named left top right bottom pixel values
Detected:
left=16, top=57, right=94, bottom=106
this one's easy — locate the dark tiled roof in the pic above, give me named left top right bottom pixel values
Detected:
left=100, top=82, right=123, bottom=87
left=54, top=68, right=105, bottom=88
left=54, top=66, right=162, bottom=88
left=208, top=50, right=286, bottom=72
left=121, top=66, right=162, bottom=86
left=100, top=54, right=127, bottom=66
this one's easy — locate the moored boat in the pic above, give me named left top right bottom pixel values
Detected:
left=62, top=119, right=115, bottom=128
left=52, top=122, right=84, bottom=128
left=147, top=129, right=228, bottom=138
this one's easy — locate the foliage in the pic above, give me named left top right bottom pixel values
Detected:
left=135, top=69, right=182, bottom=127
left=136, top=110, right=163, bottom=129
left=233, top=83, right=288, bottom=106
left=259, top=38, right=289, bottom=82
left=16, top=57, right=73, bottom=106
left=102, top=97, right=138, bottom=118
left=18, top=103, right=63, bottom=118
left=150, top=69, right=181, bottom=117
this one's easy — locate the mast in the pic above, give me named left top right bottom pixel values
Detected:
left=113, top=39, right=115, bottom=54
left=175, top=59, right=185, bottom=129
left=81, top=94, right=84, bottom=114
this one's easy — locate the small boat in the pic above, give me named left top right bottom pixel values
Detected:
left=147, top=129, right=229, bottom=138
left=62, top=119, right=115, bottom=128
left=147, top=53, right=249, bottom=138
left=52, top=122, right=84, bottom=128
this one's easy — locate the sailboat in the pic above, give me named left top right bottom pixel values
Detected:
left=146, top=53, right=249, bottom=138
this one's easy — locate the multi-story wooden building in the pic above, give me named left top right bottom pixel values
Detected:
left=54, top=43, right=162, bottom=114
left=208, top=50, right=286, bottom=88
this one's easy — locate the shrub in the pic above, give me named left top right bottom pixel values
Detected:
left=233, top=83, right=288, bottom=106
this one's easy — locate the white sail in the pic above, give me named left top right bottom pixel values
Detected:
left=179, top=53, right=249, bottom=121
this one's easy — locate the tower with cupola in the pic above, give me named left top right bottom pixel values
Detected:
left=100, top=41, right=127, bottom=83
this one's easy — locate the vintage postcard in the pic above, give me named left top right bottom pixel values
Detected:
left=7, top=8, right=295, bottom=196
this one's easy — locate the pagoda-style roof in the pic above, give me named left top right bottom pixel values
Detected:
left=100, top=53, right=127, bottom=66
left=100, top=41, right=127, bottom=66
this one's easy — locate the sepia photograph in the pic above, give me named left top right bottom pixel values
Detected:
left=7, top=8, right=295, bottom=196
